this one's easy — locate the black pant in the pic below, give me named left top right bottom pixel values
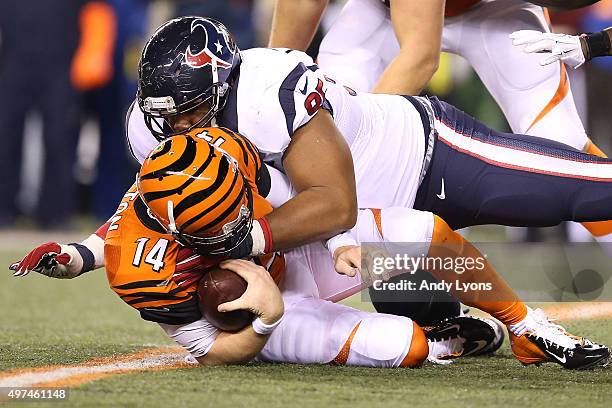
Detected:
left=374, top=96, right=612, bottom=323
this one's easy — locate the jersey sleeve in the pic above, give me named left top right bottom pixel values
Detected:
left=126, top=100, right=161, bottom=164
left=228, top=49, right=333, bottom=159
left=276, top=61, right=333, bottom=137
left=159, top=317, right=220, bottom=359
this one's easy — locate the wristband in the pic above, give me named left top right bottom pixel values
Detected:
left=68, top=243, right=95, bottom=275
left=249, top=218, right=273, bottom=256
left=584, top=31, right=612, bottom=60
left=252, top=315, right=283, bottom=335
left=325, top=232, right=358, bottom=259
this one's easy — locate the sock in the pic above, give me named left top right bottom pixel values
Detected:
left=428, top=215, right=528, bottom=326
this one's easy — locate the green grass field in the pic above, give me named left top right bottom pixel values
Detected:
left=1, top=243, right=612, bottom=408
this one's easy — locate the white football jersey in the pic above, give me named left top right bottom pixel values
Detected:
left=127, top=48, right=429, bottom=209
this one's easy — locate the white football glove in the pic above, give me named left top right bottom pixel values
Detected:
left=510, top=30, right=586, bottom=69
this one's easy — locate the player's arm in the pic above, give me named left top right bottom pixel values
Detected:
left=372, top=0, right=445, bottom=95
left=511, top=27, right=612, bottom=69
left=268, top=0, right=328, bottom=50
left=263, top=110, right=357, bottom=251
left=9, top=223, right=108, bottom=278
left=176, top=260, right=284, bottom=365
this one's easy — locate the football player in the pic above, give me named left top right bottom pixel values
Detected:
left=511, top=26, right=612, bottom=68
left=134, top=131, right=610, bottom=369
left=268, top=0, right=612, bottom=248
left=104, top=130, right=490, bottom=367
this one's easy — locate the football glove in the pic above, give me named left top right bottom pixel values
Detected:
left=9, top=242, right=94, bottom=279
left=510, top=30, right=586, bottom=69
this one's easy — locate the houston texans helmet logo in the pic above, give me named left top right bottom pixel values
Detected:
left=185, top=19, right=233, bottom=69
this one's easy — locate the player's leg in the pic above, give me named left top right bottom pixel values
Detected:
left=449, top=0, right=612, bottom=246
left=361, top=206, right=611, bottom=368
left=413, top=97, right=612, bottom=230
left=258, top=294, right=428, bottom=367
left=317, top=0, right=394, bottom=92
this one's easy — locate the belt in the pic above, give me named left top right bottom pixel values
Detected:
left=403, top=95, right=436, bottom=185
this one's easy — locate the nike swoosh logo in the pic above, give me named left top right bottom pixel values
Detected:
left=436, top=178, right=446, bottom=200
left=299, top=77, right=309, bottom=95
left=546, top=351, right=567, bottom=364
left=435, top=323, right=461, bottom=337
left=463, top=339, right=489, bottom=356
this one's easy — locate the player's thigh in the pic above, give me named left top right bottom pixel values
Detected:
left=318, top=0, right=395, bottom=91
left=450, top=0, right=587, bottom=148
left=259, top=297, right=415, bottom=367
left=282, top=242, right=364, bottom=302
left=415, top=99, right=612, bottom=228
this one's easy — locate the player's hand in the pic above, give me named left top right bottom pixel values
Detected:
left=216, top=259, right=284, bottom=325
left=510, top=30, right=586, bottom=69
left=333, top=245, right=361, bottom=277
left=9, top=242, right=84, bottom=279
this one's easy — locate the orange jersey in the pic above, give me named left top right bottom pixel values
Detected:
left=381, top=0, right=480, bottom=18
left=104, top=128, right=284, bottom=325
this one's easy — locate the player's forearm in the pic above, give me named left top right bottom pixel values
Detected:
left=373, top=0, right=444, bottom=95
left=266, top=187, right=357, bottom=251
left=268, top=0, right=328, bottom=50
left=581, top=27, right=612, bottom=61
left=372, top=51, right=439, bottom=95
left=197, top=328, right=270, bottom=366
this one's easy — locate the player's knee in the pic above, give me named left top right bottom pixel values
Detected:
left=344, top=314, right=424, bottom=368
left=400, top=322, right=428, bottom=368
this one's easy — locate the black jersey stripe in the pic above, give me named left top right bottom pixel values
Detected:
left=125, top=293, right=192, bottom=305
left=113, top=279, right=169, bottom=290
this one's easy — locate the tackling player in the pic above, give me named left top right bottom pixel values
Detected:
left=268, top=0, right=612, bottom=249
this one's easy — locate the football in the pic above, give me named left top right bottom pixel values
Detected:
left=197, top=266, right=254, bottom=332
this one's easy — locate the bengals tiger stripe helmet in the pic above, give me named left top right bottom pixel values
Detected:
left=137, top=133, right=253, bottom=256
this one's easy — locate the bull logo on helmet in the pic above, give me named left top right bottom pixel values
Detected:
left=185, top=18, right=233, bottom=70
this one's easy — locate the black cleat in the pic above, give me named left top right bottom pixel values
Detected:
left=424, top=315, right=505, bottom=363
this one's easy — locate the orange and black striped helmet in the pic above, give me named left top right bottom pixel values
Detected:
left=137, top=132, right=253, bottom=256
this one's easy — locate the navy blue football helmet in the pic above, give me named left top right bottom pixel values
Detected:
left=137, top=17, right=241, bottom=141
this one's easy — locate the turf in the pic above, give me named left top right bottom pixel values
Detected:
left=1, top=248, right=612, bottom=408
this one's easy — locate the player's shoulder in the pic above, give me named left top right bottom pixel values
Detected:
left=239, top=48, right=317, bottom=93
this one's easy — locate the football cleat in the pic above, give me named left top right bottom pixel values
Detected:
left=509, top=308, right=611, bottom=370
left=424, top=315, right=505, bottom=364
